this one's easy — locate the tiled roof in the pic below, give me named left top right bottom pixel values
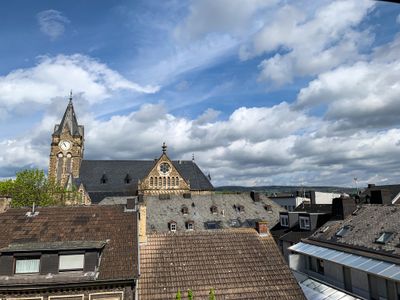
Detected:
left=309, top=204, right=400, bottom=257
left=77, top=159, right=213, bottom=202
left=0, top=205, right=138, bottom=285
left=139, top=229, right=305, bottom=300
left=145, top=193, right=284, bottom=233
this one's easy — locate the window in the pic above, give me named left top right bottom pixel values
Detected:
left=66, top=153, right=72, bottom=173
left=235, top=205, right=244, bottom=213
left=124, top=174, right=131, bottom=184
left=59, top=254, right=84, bottom=271
left=159, top=177, right=162, bottom=186
left=167, top=176, right=170, bottom=187
left=169, top=222, right=177, bottom=232
left=171, top=177, right=175, bottom=186
left=280, top=214, right=289, bottom=227
left=150, top=177, right=153, bottom=186
left=163, top=177, right=166, bottom=187
left=181, top=205, right=189, bottom=215
left=186, top=221, right=194, bottom=230
left=210, top=205, right=218, bottom=214
left=15, top=257, right=40, bottom=274
left=317, top=259, right=324, bottom=275
left=100, top=174, right=107, bottom=184
left=299, top=216, right=310, bottom=230
left=336, top=225, right=351, bottom=237
left=206, top=221, right=218, bottom=230
left=376, top=232, right=394, bottom=244
left=264, top=205, right=272, bottom=211
left=176, top=177, right=179, bottom=186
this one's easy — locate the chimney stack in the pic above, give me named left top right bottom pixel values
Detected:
left=256, top=221, right=269, bottom=236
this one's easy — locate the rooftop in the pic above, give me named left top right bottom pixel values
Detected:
left=139, top=229, right=305, bottom=300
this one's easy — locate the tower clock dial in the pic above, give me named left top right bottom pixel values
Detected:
left=59, top=140, right=71, bottom=151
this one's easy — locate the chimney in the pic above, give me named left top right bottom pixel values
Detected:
left=256, top=221, right=269, bottom=236
left=250, top=191, right=260, bottom=202
left=331, top=196, right=356, bottom=220
left=368, top=183, right=376, bottom=189
left=126, top=198, right=136, bottom=211
left=138, top=204, right=147, bottom=244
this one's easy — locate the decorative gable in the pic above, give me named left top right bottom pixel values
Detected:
left=139, top=143, right=190, bottom=195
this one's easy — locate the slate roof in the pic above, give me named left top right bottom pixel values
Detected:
left=53, top=99, right=83, bottom=137
left=0, top=205, right=138, bottom=286
left=145, top=193, right=284, bottom=233
left=139, top=229, right=305, bottom=300
left=308, top=204, right=400, bottom=258
left=77, top=159, right=214, bottom=203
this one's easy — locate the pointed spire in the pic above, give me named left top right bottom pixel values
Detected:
left=162, top=142, right=167, bottom=154
left=53, top=91, right=83, bottom=137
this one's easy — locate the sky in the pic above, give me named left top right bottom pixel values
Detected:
left=1, top=0, right=400, bottom=187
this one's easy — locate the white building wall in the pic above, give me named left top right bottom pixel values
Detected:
left=314, top=192, right=342, bottom=204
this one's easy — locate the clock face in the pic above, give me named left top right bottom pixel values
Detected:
left=159, top=162, right=170, bottom=174
left=59, top=140, right=71, bottom=151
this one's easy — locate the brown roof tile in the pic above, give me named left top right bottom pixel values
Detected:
left=0, top=205, right=138, bottom=282
left=139, top=229, right=305, bottom=299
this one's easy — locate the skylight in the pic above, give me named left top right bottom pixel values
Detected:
left=376, top=232, right=394, bottom=244
left=336, top=225, right=351, bottom=237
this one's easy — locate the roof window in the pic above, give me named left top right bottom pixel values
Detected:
left=185, top=221, right=194, bottom=231
left=264, top=204, right=272, bottom=212
left=234, top=204, right=245, bottom=213
left=299, top=216, right=310, bottom=230
left=181, top=205, right=189, bottom=215
left=336, top=225, right=351, bottom=237
left=168, top=221, right=177, bottom=232
left=210, top=205, right=218, bottom=214
left=206, top=221, right=218, bottom=230
left=280, top=214, right=289, bottom=227
left=59, top=254, right=84, bottom=271
left=376, top=232, right=394, bottom=244
left=124, top=174, right=132, bottom=184
left=100, top=173, right=108, bottom=184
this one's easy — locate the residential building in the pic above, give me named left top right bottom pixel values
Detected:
left=48, top=97, right=214, bottom=204
left=362, top=183, right=400, bottom=204
left=0, top=204, right=139, bottom=299
left=289, top=204, right=400, bottom=300
left=139, top=227, right=305, bottom=299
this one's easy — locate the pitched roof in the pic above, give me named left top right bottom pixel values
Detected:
left=309, top=204, right=400, bottom=258
left=77, top=159, right=214, bottom=202
left=144, top=193, right=283, bottom=233
left=53, top=99, right=83, bottom=136
left=0, top=205, right=138, bottom=285
left=139, top=229, right=305, bottom=300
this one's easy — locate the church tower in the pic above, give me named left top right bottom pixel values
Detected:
left=48, top=93, right=84, bottom=186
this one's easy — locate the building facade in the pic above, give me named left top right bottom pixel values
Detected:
left=48, top=98, right=214, bottom=204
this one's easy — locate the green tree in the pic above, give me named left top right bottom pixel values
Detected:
left=209, top=288, right=216, bottom=300
left=175, top=289, right=181, bottom=300
left=0, top=179, right=13, bottom=196
left=188, top=289, right=193, bottom=300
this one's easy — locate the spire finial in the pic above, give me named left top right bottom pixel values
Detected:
left=69, top=90, right=73, bottom=103
left=162, top=142, right=167, bottom=154
left=192, top=153, right=195, bottom=161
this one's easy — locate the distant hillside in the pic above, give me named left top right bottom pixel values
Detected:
left=215, top=185, right=357, bottom=195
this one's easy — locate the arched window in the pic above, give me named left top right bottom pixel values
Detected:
left=172, top=177, right=175, bottom=186
left=66, top=153, right=72, bottom=173
left=159, top=177, right=162, bottom=187
left=167, top=177, right=170, bottom=187
left=150, top=177, right=153, bottom=187
left=176, top=177, right=179, bottom=186
left=56, top=153, right=64, bottom=182
left=163, top=177, right=166, bottom=187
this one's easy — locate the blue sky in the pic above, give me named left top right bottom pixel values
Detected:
left=1, top=0, right=400, bottom=187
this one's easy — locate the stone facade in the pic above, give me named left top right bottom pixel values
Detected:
left=139, top=152, right=190, bottom=195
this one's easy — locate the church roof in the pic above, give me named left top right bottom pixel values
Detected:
left=77, top=159, right=214, bottom=203
left=53, top=98, right=83, bottom=136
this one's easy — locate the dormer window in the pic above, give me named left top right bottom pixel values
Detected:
left=280, top=214, right=289, bottom=227
left=169, top=221, right=177, bottom=232
left=210, top=205, right=218, bottom=214
left=181, top=205, right=189, bottom=215
left=15, top=257, right=40, bottom=274
left=100, top=174, right=108, bottom=184
left=59, top=254, right=84, bottom=271
left=124, top=174, right=132, bottom=184
left=186, top=221, right=194, bottom=230
left=299, top=216, right=310, bottom=230
left=234, top=205, right=244, bottom=213
left=376, top=232, right=394, bottom=244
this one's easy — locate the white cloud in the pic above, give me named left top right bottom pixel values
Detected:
left=296, top=34, right=400, bottom=130
left=0, top=54, right=159, bottom=116
left=246, top=0, right=375, bottom=86
left=37, top=10, right=70, bottom=40
left=174, top=0, right=276, bottom=42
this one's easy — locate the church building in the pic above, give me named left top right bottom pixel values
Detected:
left=49, top=96, right=214, bottom=204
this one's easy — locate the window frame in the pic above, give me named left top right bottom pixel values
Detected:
left=299, top=216, right=311, bottom=230
left=280, top=214, right=289, bottom=227
left=14, top=256, right=40, bottom=274
left=58, top=253, right=85, bottom=272
left=169, top=222, right=177, bottom=232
